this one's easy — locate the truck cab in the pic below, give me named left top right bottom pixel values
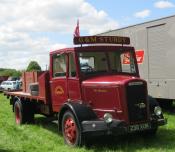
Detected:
left=6, top=36, right=166, bottom=147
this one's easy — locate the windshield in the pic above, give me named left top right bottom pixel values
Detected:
left=78, top=50, right=136, bottom=75
left=1, top=82, right=6, bottom=85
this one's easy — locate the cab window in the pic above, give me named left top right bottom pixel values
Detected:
left=69, top=53, right=76, bottom=77
left=53, top=54, right=66, bottom=77
left=79, top=52, right=107, bottom=73
left=78, top=51, right=136, bottom=75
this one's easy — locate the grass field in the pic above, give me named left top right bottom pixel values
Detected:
left=0, top=93, right=175, bottom=152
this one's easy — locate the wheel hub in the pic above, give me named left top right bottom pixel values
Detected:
left=64, top=117, right=77, bottom=144
left=15, top=106, right=20, bottom=124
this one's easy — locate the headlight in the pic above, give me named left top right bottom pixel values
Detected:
left=154, top=106, right=162, bottom=116
left=104, top=113, right=113, bottom=124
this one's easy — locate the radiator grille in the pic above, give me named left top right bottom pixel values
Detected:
left=126, top=83, right=148, bottom=123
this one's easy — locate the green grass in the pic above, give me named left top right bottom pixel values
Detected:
left=0, top=93, right=175, bottom=152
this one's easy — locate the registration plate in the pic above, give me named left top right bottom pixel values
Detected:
left=129, top=123, right=151, bottom=132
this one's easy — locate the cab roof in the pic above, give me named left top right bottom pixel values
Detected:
left=50, top=45, right=135, bottom=55
left=50, top=36, right=133, bottom=55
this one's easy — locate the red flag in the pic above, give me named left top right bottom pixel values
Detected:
left=74, top=20, right=80, bottom=37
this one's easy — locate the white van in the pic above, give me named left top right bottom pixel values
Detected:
left=0, top=81, right=18, bottom=91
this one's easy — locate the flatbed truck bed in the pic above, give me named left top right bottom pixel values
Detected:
left=5, top=91, right=46, bottom=101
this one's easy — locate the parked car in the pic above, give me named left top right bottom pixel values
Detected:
left=8, top=77, right=20, bottom=81
left=0, top=81, right=19, bottom=91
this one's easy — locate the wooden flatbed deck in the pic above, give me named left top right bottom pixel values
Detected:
left=4, top=91, right=46, bottom=102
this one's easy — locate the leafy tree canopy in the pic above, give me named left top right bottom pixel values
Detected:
left=26, top=61, right=42, bottom=72
left=0, top=68, right=22, bottom=77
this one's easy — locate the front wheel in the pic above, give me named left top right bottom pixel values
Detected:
left=142, top=127, right=158, bottom=136
left=147, top=127, right=158, bottom=135
left=62, top=111, right=84, bottom=146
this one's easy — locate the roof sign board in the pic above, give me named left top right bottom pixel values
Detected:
left=73, top=36, right=130, bottom=45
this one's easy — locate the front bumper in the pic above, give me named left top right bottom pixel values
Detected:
left=81, top=118, right=167, bottom=136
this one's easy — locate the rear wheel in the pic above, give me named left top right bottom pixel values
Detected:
left=14, top=100, right=34, bottom=124
left=14, top=101, right=22, bottom=124
left=62, top=111, right=83, bottom=146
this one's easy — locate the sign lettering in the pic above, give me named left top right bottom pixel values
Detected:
left=73, top=36, right=130, bottom=45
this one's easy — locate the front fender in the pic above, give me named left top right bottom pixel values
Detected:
left=58, top=102, right=97, bottom=132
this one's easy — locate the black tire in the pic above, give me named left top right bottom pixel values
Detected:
left=142, top=127, right=158, bottom=136
left=61, top=111, right=84, bottom=146
left=147, top=127, right=158, bottom=135
left=148, top=95, right=159, bottom=113
left=146, top=96, right=159, bottom=136
left=14, top=100, right=34, bottom=125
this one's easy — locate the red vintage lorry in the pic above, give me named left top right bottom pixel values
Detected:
left=5, top=36, right=166, bottom=146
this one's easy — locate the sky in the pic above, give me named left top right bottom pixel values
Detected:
left=0, top=0, right=175, bottom=70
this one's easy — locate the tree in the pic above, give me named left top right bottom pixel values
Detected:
left=0, top=68, right=22, bottom=77
left=26, top=61, right=41, bottom=72
left=12, top=70, right=22, bottom=77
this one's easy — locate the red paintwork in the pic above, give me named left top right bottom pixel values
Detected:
left=81, top=75, right=146, bottom=123
left=22, top=71, right=44, bottom=93
left=38, top=71, right=50, bottom=104
left=82, top=75, right=140, bottom=86
left=64, top=117, right=77, bottom=144
left=67, top=78, right=81, bottom=101
left=136, top=50, right=144, bottom=64
left=6, top=91, right=46, bottom=101
left=50, top=77, right=68, bottom=112
left=6, top=43, right=146, bottom=124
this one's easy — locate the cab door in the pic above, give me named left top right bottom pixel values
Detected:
left=67, top=53, right=81, bottom=100
left=50, top=53, right=68, bottom=112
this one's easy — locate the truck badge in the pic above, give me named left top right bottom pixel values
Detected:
left=55, top=86, right=64, bottom=95
left=135, top=103, right=146, bottom=109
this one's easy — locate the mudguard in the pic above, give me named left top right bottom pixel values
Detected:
left=148, top=95, right=159, bottom=113
left=12, top=96, right=20, bottom=112
left=58, top=102, right=97, bottom=131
